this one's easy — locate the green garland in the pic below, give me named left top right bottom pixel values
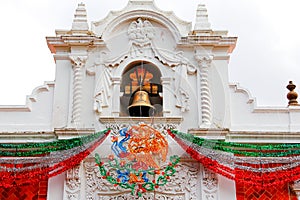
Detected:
left=0, top=130, right=108, bottom=157
left=171, top=130, right=300, bottom=157
left=95, top=153, right=180, bottom=197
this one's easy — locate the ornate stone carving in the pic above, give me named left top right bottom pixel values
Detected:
left=94, top=66, right=112, bottom=113
left=65, top=165, right=81, bottom=200
left=97, top=193, right=155, bottom=200
left=292, top=180, right=300, bottom=198
left=70, top=56, right=87, bottom=126
left=104, top=122, right=178, bottom=136
left=201, top=166, right=218, bottom=200
left=157, top=162, right=200, bottom=200
left=174, top=61, right=192, bottom=113
left=84, top=159, right=200, bottom=199
left=128, top=18, right=155, bottom=58
left=195, top=55, right=213, bottom=128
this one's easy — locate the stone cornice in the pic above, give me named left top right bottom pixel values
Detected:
left=99, top=117, right=183, bottom=124
left=0, top=128, right=96, bottom=141
left=46, top=35, right=105, bottom=54
left=178, top=35, right=237, bottom=53
left=188, top=128, right=229, bottom=140
left=188, top=128, right=300, bottom=143
left=0, top=132, right=56, bottom=142
left=227, top=131, right=300, bottom=143
left=55, top=128, right=95, bottom=139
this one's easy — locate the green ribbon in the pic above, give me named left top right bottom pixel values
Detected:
left=171, top=129, right=300, bottom=157
left=0, top=130, right=108, bottom=157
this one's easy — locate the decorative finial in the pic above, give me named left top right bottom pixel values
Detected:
left=287, top=81, right=299, bottom=106
left=194, top=4, right=211, bottom=31
left=71, top=3, right=89, bottom=33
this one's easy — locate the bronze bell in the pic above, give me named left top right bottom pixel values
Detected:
left=128, top=90, right=154, bottom=117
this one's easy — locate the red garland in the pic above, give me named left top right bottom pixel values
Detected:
left=0, top=130, right=110, bottom=188
left=167, top=130, right=235, bottom=179
left=167, top=130, right=300, bottom=188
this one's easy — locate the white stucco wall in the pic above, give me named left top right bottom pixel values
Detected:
left=0, top=82, right=54, bottom=132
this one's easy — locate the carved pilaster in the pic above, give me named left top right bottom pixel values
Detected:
left=70, top=56, right=87, bottom=126
left=111, top=77, right=121, bottom=117
left=93, top=66, right=112, bottom=114
left=292, top=180, right=300, bottom=199
left=64, top=164, right=81, bottom=200
left=195, top=55, right=213, bottom=128
left=161, top=77, right=172, bottom=116
left=200, top=166, right=219, bottom=200
left=174, top=60, right=195, bottom=113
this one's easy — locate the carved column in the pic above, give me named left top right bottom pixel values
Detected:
left=200, top=166, right=219, bottom=200
left=195, top=55, right=213, bottom=128
left=64, top=164, right=81, bottom=200
left=111, top=77, right=121, bottom=117
left=70, top=56, right=87, bottom=126
left=161, top=77, right=172, bottom=116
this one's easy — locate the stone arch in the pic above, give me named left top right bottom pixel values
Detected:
left=102, top=10, right=182, bottom=42
left=113, top=56, right=170, bottom=78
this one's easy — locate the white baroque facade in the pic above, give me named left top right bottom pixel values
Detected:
left=0, top=1, right=300, bottom=199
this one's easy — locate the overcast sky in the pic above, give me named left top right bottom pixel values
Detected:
left=0, top=0, right=299, bottom=106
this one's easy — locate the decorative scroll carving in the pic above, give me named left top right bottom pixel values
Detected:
left=65, top=165, right=81, bottom=200
left=104, top=123, right=178, bottom=136
left=70, top=56, right=87, bottom=126
left=157, top=162, right=200, bottom=200
left=195, top=55, right=213, bottom=128
left=84, top=159, right=200, bottom=199
left=98, top=193, right=155, bottom=200
left=201, top=166, right=218, bottom=200
left=128, top=18, right=155, bottom=58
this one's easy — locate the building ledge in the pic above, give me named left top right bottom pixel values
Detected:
left=188, top=128, right=229, bottom=140
left=227, top=131, right=300, bottom=143
left=0, top=132, right=56, bottom=143
left=99, top=116, right=183, bottom=124
left=54, top=128, right=95, bottom=139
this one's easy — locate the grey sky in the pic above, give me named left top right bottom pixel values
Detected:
left=0, top=0, right=299, bottom=106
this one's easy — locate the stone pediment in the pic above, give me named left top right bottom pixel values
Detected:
left=91, top=0, right=192, bottom=40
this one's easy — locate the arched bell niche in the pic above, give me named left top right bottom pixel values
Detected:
left=120, top=61, right=163, bottom=117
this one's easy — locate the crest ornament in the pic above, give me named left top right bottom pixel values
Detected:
left=95, top=124, right=180, bottom=197
left=128, top=18, right=156, bottom=58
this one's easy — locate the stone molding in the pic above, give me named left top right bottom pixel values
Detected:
left=64, top=164, right=81, bottom=200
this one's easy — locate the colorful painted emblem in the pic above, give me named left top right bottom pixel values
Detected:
left=95, top=124, right=180, bottom=196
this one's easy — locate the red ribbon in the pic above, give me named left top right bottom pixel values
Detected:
left=0, top=130, right=109, bottom=188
